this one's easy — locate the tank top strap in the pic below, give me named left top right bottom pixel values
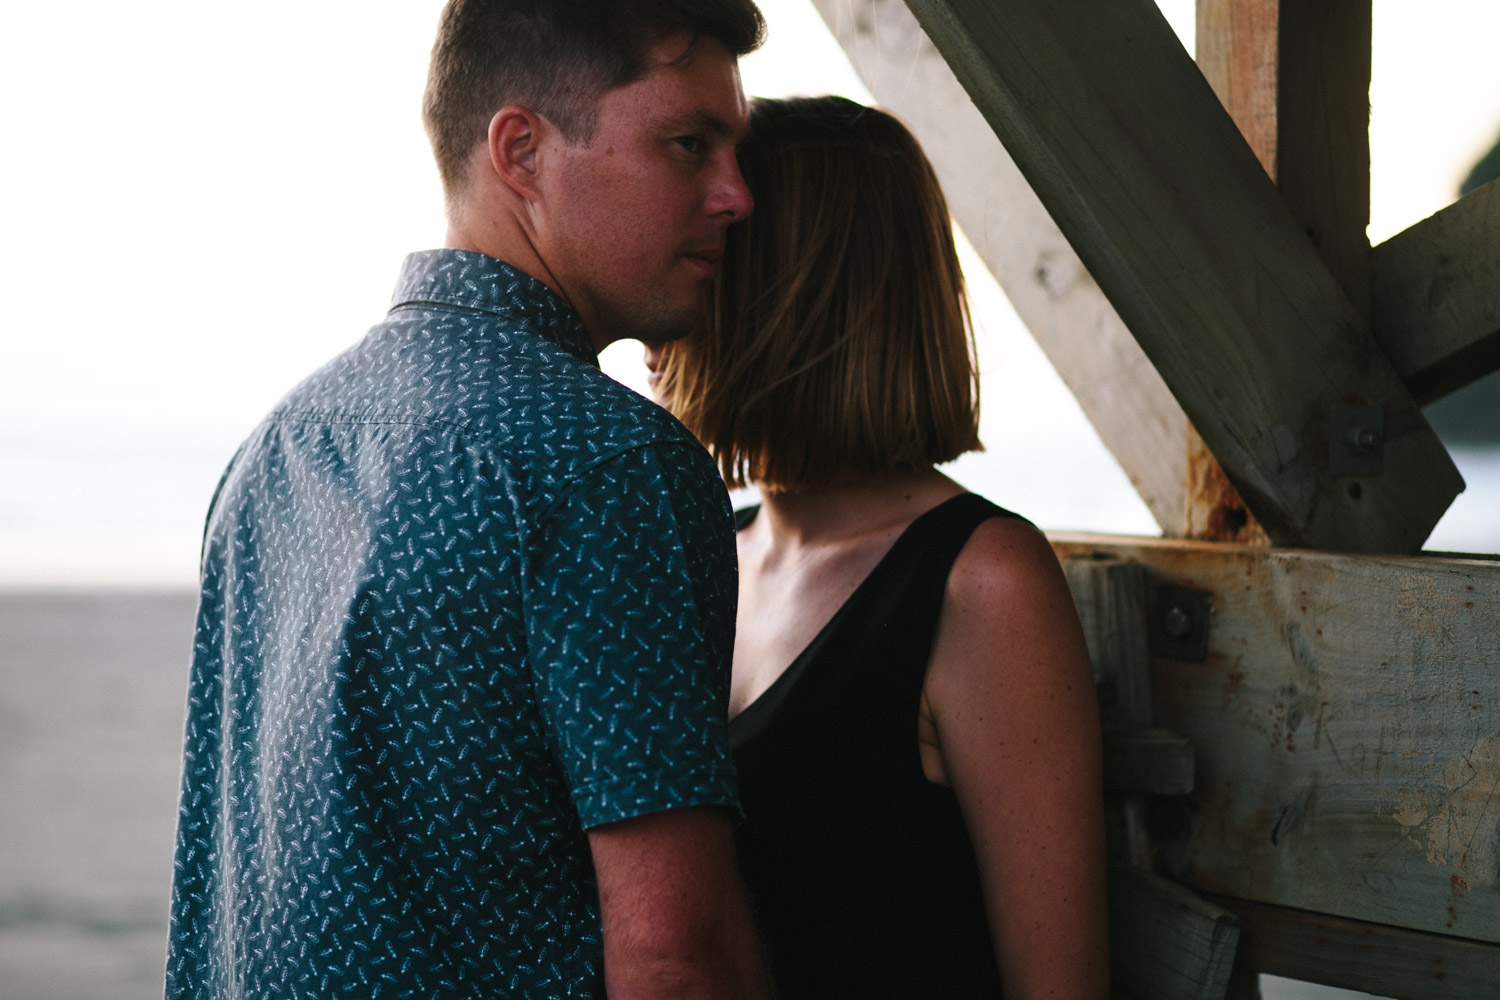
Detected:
left=844, top=493, right=1024, bottom=675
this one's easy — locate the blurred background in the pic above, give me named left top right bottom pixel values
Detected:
left=1, top=1, right=1494, bottom=997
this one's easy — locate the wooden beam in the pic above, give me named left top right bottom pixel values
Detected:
left=1211, top=896, right=1500, bottom=1000
left=1195, top=0, right=1373, bottom=324
left=1190, top=0, right=1374, bottom=545
left=1195, top=0, right=1279, bottom=179
left=1104, top=725, right=1196, bottom=796
left=902, top=0, right=1461, bottom=553
left=1050, top=535, right=1500, bottom=943
left=1064, top=553, right=1154, bottom=724
left=1183, top=0, right=1273, bottom=546
left=809, top=0, right=1187, bottom=535
left=1110, top=864, right=1240, bottom=1000
left=1372, top=179, right=1500, bottom=404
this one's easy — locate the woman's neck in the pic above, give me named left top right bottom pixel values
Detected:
left=754, top=468, right=963, bottom=549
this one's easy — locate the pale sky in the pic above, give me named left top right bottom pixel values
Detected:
left=1, top=1, right=1496, bottom=584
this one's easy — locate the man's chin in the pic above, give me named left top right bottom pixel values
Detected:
left=613, top=299, right=706, bottom=346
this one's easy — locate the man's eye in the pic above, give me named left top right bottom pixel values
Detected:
left=674, top=136, right=705, bottom=154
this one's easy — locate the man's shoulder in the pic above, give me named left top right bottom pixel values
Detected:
left=262, top=316, right=708, bottom=496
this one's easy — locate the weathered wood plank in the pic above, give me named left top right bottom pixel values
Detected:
left=1195, top=0, right=1279, bottom=178
left=1190, top=0, right=1374, bottom=544
left=1104, top=725, right=1196, bottom=796
left=1064, top=553, right=1154, bottom=724
left=1372, top=179, right=1500, bottom=404
left=809, top=0, right=1187, bottom=534
left=903, top=0, right=1462, bottom=553
left=1110, top=863, right=1240, bottom=1000
left=1107, top=793, right=1156, bottom=872
left=1201, top=0, right=1373, bottom=324
left=1051, top=534, right=1500, bottom=943
left=1210, top=895, right=1500, bottom=1000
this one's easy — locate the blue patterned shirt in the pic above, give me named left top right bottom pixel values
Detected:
left=167, top=249, right=740, bottom=999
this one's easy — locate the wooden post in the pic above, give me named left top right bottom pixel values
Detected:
left=1190, top=0, right=1373, bottom=544
left=1064, top=554, right=1154, bottom=726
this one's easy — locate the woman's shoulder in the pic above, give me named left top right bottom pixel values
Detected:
left=933, top=506, right=1088, bottom=666
left=947, top=504, right=1061, bottom=600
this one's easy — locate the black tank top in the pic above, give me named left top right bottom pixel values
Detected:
left=729, top=493, right=1021, bottom=999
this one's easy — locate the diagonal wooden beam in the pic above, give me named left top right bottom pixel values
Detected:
left=1372, top=179, right=1500, bottom=404
left=902, top=0, right=1462, bottom=553
left=809, top=0, right=1187, bottom=535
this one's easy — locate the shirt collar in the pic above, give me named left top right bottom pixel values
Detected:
left=390, top=248, right=597, bottom=364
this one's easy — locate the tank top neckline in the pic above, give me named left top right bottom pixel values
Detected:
left=730, top=491, right=985, bottom=731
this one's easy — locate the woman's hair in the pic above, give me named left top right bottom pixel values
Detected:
left=658, top=96, right=981, bottom=491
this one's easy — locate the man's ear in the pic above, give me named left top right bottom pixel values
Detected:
left=486, top=105, right=546, bottom=201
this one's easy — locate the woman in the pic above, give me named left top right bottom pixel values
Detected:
left=648, top=96, right=1108, bottom=998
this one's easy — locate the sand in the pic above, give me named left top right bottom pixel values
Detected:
left=0, top=588, right=195, bottom=999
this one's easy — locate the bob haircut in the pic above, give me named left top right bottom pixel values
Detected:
left=658, top=96, right=982, bottom=491
left=423, top=0, right=765, bottom=196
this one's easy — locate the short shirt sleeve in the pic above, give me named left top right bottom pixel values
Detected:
left=525, top=439, right=739, bottom=829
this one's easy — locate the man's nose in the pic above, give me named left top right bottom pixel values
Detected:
left=709, top=155, right=754, bottom=221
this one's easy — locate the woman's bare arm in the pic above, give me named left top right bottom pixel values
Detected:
left=924, top=517, right=1109, bottom=1000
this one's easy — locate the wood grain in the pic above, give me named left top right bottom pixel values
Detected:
left=1110, top=863, right=1240, bottom=1000
left=1212, top=895, right=1500, bottom=999
left=902, top=0, right=1461, bottom=552
left=1372, top=179, right=1500, bottom=404
left=1051, top=534, right=1500, bottom=943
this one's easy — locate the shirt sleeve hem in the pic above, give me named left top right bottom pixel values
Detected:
left=574, top=764, right=741, bottom=830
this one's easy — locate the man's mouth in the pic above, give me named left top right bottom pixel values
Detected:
left=682, top=247, right=722, bottom=277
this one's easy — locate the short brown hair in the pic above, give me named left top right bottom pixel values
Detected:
left=657, top=96, right=982, bottom=491
left=423, top=0, right=766, bottom=195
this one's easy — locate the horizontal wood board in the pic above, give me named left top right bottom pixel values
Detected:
left=1051, top=535, right=1500, bottom=943
left=904, top=0, right=1462, bottom=552
left=1211, top=895, right=1500, bottom=999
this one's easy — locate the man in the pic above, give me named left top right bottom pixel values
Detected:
left=166, top=2, right=770, bottom=997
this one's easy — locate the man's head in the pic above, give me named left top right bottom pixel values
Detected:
left=424, top=0, right=764, bottom=349
left=424, top=0, right=764, bottom=195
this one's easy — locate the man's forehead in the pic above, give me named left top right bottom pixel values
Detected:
left=603, top=37, right=750, bottom=140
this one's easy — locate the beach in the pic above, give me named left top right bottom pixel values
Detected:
left=0, top=589, right=194, bottom=999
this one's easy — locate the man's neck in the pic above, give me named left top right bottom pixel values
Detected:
left=445, top=212, right=622, bottom=354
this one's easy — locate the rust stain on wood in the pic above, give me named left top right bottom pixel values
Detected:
left=1186, top=425, right=1271, bottom=544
